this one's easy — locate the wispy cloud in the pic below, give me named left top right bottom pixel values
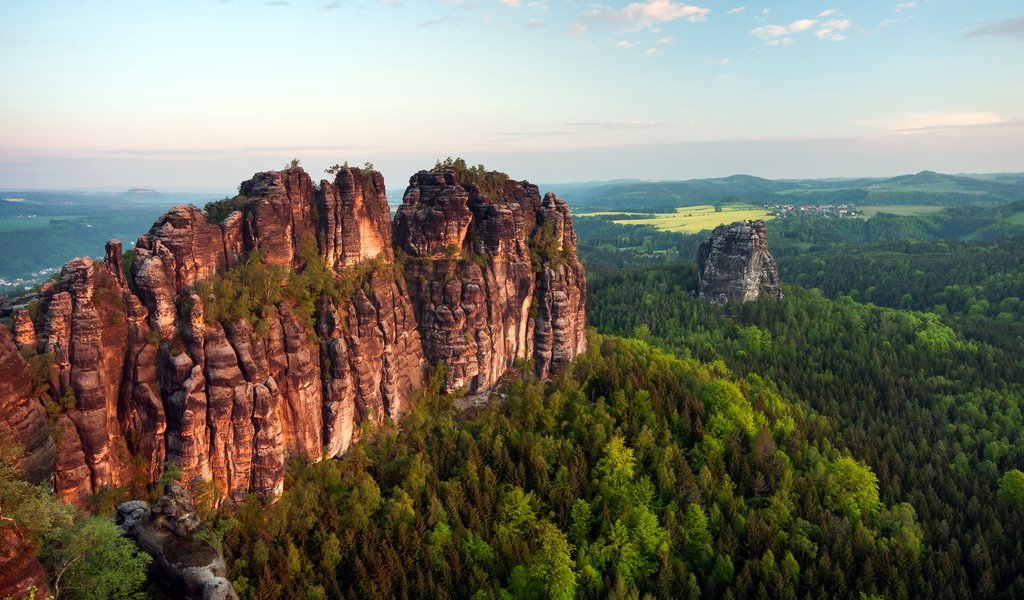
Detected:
left=582, top=1, right=711, bottom=30
left=895, top=2, right=917, bottom=11
left=321, top=1, right=343, bottom=10
left=727, top=7, right=745, bottom=15
left=704, top=57, right=730, bottom=64
left=645, top=48, right=664, bottom=56
left=752, top=17, right=851, bottom=44
left=717, top=74, right=736, bottom=81
left=751, top=19, right=816, bottom=40
left=965, top=16, right=1024, bottom=40
left=657, top=36, right=675, bottom=44
left=264, top=1, right=290, bottom=6
left=564, top=120, right=668, bottom=129
left=816, top=19, right=851, bottom=41
left=894, top=111, right=1010, bottom=132
left=500, top=0, right=521, bottom=7
left=818, top=9, right=838, bottom=17
left=526, top=18, right=545, bottom=28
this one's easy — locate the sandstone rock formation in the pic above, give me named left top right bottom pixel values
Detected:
left=117, top=484, right=237, bottom=600
left=394, top=170, right=588, bottom=392
left=697, top=220, right=782, bottom=304
left=0, top=164, right=586, bottom=504
left=0, top=327, right=57, bottom=485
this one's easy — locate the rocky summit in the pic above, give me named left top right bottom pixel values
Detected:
left=696, top=220, right=782, bottom=303
left=0, top=164, right=587, bottom=505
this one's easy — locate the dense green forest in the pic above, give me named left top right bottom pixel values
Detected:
left=218, top=334, right=928, bottom=599
left=210, top=204, right=1024, bottom=598
left=578, top=212, right=1024, bottom=597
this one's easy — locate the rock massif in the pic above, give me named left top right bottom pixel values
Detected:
left=0, top=164, right=587, bottom=504
left=696, top=220, right=782, bottom=303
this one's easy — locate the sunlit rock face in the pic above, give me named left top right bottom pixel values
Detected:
left=394, top=170, right=587, bottom=393
left=0, top=164, right=586, bottom=504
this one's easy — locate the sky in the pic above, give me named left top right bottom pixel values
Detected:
left=1, top=0, right=1022, bottom=190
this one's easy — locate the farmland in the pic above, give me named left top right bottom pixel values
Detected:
left=580, top=204, right=773, bottom=233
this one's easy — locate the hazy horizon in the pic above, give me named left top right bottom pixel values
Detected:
left=2, top=1, right=1022, bottom=189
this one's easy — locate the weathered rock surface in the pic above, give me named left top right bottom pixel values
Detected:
left=12, top=310, right=34, bottom=347
left=0, top=164, right=586, bottom=504
left=117, top=484, right=238, bottom=600
left=697, top=220, right=782, bottom=304
left=0, top=526, right=50, bottom=600
left=394, top=170, right=587, bottom=392
left=0, top=328, right=56, bottom=485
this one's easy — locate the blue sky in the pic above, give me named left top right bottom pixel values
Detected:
left=1, top=0, right=1022, bottom=189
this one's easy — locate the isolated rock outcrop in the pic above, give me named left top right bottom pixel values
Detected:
left=117, top=484, right=237, bottom=600
left=0, top=163, right=586, bottom=504
left=697, top=220, right=782, bottom=303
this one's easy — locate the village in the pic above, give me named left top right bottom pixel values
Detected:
left=765, top=203, right=863, bottom=218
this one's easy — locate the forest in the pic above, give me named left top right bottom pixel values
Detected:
left=207, top=203, right=1024, bottom=598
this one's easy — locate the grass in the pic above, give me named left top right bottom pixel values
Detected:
left=0, top=215, right=85, bottom=232
left=1005, top=212, right=1024, bottom=226
left=859, top=205, right=945, bottom=218
left=602, top=204, right=774, bottom=233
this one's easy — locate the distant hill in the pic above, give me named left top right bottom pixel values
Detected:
left=558, top=171, right=1024, bottom=213
left=119, top=187, right=166, bottom=201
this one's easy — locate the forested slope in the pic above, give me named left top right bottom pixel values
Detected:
left=587, top=262, right=1024, bottom=598
left=219, top=333, right=926, bottom=599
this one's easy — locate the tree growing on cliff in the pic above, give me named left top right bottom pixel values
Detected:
left=0, top=439, right=151, bottom=600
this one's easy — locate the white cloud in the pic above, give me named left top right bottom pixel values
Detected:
left=500, top=0, right=521, bottom=7
left=818, top=9, right=838, bottom=17
left=616, top=40, right=635, bottom=49
left=657, top=36, right=675, bottom=44
left=583, top=1, right=711, bottom=29
left=623, top=0, right=710, bottom=25
left=527, top=0, right=548, bottom=11
left=645, top=48, right=664, bottom=56
left=816, top=19, right=850, bottom=41
left=704, top=57, right=731, bottom=64
left=751, top=19, right=817, bottom=40
left=526, top=17, right=545, bottom=27
left=568, top=22, right=587, bottom=35
left=895, top=2, right=917, bottom=11
left=752, top=17, right=852, bottom=43
left=717, top=74, right=736, bottom=80
left=727, top=6, right=745, bottom=15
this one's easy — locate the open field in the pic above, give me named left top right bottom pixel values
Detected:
left=1006, top=212, right=1024, bottom=225
left=859, top=205, right=945, bottom=218
left=589, top=204, right=774, bottom=233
